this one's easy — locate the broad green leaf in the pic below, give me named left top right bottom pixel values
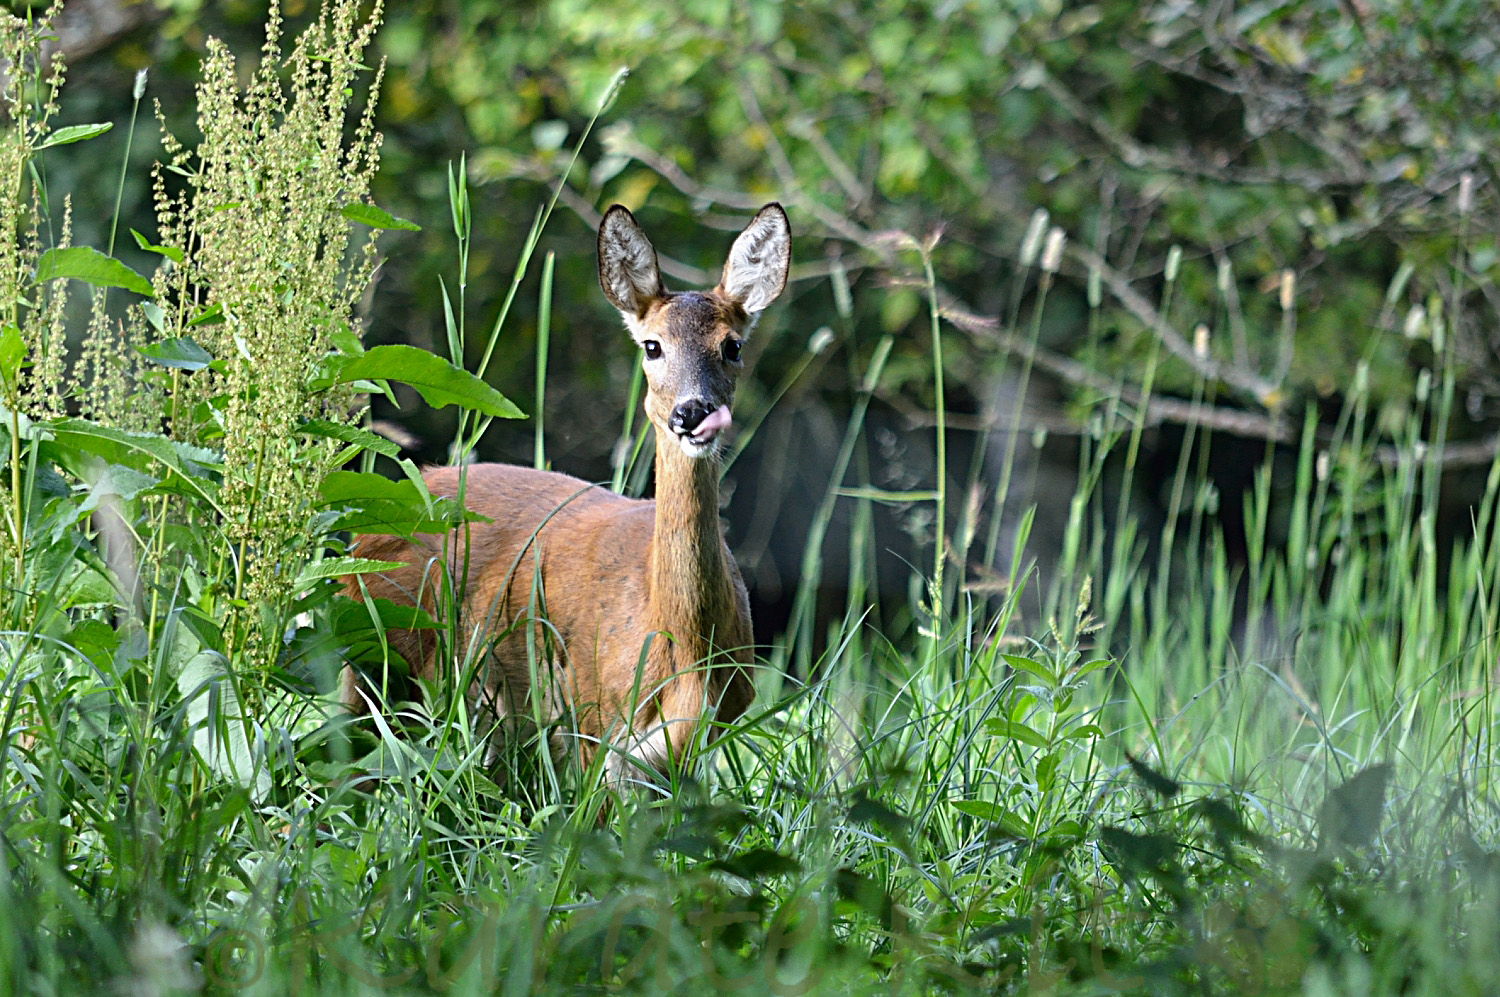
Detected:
left=319, top=469, right=485, bottom=536
left=1099, top=826, right=1178, bottom=876
left=294, top=556, right=406, bottom=590
left=950, top=800, right=1005, bottom=821
left=1003, top=653, right=1057, bottom=688
left=708, top=847, right=800, bottom=881
left=78, top=463, right=160, bottom=515
left=341, top=202, right=421, bottom=231
left=188, top=303, right=224, bottom=327
left=36, top=122, right=112, bottom=149
left=137, top=336, right=212, bottom=371
left=130, top=228, right=185, bottom=263
left=65, top=618, right=120, bottom=669
left=333, top=594, right=439, bottom=633
left=325, top=344, right=523, bottom=419
left=1072, top=658, right=1112, bottom=679
left=847, top=795, right=911, bottom=838
left=298, top=417, right=399, bottom=458
left=0, top=324, right=23, bottom=391
left=950, top=801, right=1032, bottom=838
left=48, top=418, right=222, bottom=513
left=984, top=717, right=1049, bottom=749
left=177, top=649, right=270, bottom=800
left=1318, top=762, right=1391, bottom=852
left=36, top=247, right=154, bottom=296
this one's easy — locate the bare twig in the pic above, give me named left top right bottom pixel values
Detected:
left=1069, top=243, right=1283, bottom=405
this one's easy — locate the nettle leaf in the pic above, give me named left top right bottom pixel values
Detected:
left=298, top=417, right=399, bottom=458
left=1318, top=762, right=1391, bottom=852
left=323, top=345, right=523, bottom=419
left=949, top=800, right=1033, bottom=838
left=294, top=557, right=405, bottom=591
left=36, top=122, right=112, bottom=149
left=130, top=229, right=185, bottom=263
left=1072, top=658, right=1112, bottom=680
left=78, top=463, right=159, bottom=515
left=0, top=324, right=23, bottom=391
left=177, top=649, right=271, bottom=800
left=985, top=717, right=1049, bottom=749
left=1003, top=653, right=1057, bottom=688
left=36, top=247, right=154, bottom=296
left=138, top=336, right=212, bottom=371
left=48, top=418, right=222, bottom=512
left=319, top=469, right=486, bottom=536
left=340, top=202, right=421, bottom=231
left=65, top=618, right=120, bottom=670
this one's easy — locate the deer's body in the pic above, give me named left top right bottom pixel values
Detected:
left=344, top=204, right=790, bottom=777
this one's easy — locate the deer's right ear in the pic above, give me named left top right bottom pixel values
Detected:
left=598, top=205, right=663, bottom=319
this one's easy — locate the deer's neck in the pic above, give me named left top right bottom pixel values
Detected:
left=648, top=430, right=735, bottom=659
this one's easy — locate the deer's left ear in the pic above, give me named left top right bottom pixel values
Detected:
left=718, top=203, right=790, bottom=316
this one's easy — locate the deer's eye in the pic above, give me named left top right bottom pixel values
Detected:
left=643, top=340, right=663, bottom=360
left=723, top=338, right=743, bottom=363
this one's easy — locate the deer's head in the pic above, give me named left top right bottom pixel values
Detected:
left=598, top=203, right=790, bottom=459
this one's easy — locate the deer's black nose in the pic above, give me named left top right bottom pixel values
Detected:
left=669, top=399, right=715, bottom=437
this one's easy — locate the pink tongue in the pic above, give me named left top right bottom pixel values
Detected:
left=691, top=405, right=732, bottom=442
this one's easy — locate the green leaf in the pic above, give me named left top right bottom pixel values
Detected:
left=188, top=303, right=224, bottom=328
left=295, top=556, right=406, bottom=591
left=36, top=247, right=154, bottom=297
left=334, top=594, right=439, bottom=635
left=984, top=717, right=1049, bottom=749
left=0, top=324, right=23, bottom=392
left=78, top=463, right=160, bottom=515
left=709, top=847, right=800, bottom=881
left=324, top=344, right=523, bottom=419
left=36, top=122, right=113, bottom=149
left=177, top=649, right=270, bottom=799
left=1036, top=751, right=1060, bottom=791
left=847, top=795, right=911, bottom=839
left=833, top=867, right=893, bottom=924
left=1099, top=826, right=1179, bottom=876
left=1071, top=658, right=1112, bottom=679
left=298, top=418, right=399, bottom=458
left=1125, top=752, right=1181, bottom=799
left=130, top=228, right=185, bottom=263
left=319, top=469, right=485, bottom=536
left=65, top=618, right=120, bottom=669
left=949, top=801, right=1033, bottom=840
left=1004, top=653, right=1057, bottom=688
left=340, top=202, right=421, bottom=231
left=48, top=418, right=221, bottom=512
left=137, top=336, right=212, bottom=371
left=1318, top=762, right=1391, bottom=852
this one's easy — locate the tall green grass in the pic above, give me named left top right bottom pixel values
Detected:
left=0, top=2, right=1496, bottom=995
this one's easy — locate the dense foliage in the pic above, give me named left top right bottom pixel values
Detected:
left=0, top=1, right=1498, bottom=995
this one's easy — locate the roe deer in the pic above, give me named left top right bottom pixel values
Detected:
left=343, top=203, right=791, bottom=782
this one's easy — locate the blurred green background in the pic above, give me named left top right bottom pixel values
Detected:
left=44, top=0, right=1500, bottom=632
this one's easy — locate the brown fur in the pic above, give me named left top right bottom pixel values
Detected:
left=342, top=204, right=789, bottom=778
